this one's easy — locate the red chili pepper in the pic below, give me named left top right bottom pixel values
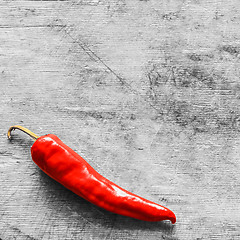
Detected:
left=8, top=125, right=176, bottom=223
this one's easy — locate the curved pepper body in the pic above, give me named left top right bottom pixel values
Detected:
left=31, top=134, right=176, bottom=223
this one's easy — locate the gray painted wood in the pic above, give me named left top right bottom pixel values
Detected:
left=1, top=1, right=240, bottom=239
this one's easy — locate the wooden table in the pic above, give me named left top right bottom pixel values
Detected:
left=1, top=1, right=240, bottom=239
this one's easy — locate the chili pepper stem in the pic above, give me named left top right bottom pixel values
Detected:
left=8, top=125, right=39, bottom=141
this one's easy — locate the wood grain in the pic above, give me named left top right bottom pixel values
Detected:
left=1, top=0, right=240, bottom=239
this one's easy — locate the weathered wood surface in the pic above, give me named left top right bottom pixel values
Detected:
left=1, top=0, right=240, bottom=239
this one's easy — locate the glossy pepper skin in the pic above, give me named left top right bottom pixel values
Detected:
left=8, top=126, right=176, bottom=223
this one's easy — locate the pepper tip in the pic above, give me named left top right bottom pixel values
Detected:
left=171, top=217, right=176, bottom=224
left=169, top=212, right=176, bottom=224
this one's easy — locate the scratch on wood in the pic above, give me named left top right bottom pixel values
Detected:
left=50, top=19, right=128, bottom=85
